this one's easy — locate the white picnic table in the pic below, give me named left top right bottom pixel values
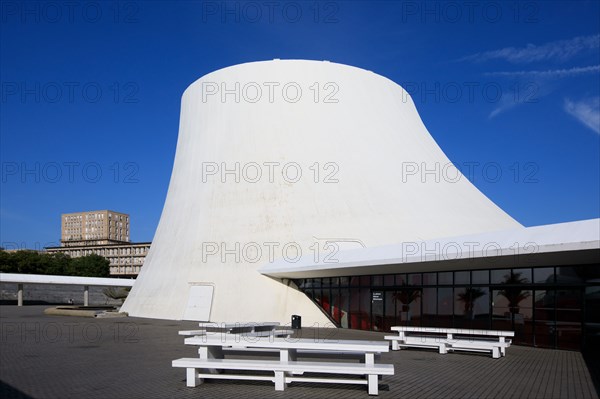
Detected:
left=175, top=335, right=393, bottom=395
left=385, top=326, right=514, bottom=358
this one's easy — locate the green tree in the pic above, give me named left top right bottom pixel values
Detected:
left=45, top=252, right=71, bottom=275
left=0, top=250, right=18, bottom=273
left=13, top=250, right=45, bottom=274
left=67, top=254, right=110, bottom=277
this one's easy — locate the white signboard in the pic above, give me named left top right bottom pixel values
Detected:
left=182, top=284, right=214, bottom=321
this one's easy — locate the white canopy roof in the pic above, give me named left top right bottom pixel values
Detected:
left=259, top=219, right=600, bottom=278
left=0, top=273, right=135, bottom=286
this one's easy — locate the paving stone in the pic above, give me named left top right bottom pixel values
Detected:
left=0, top=306, right=597, bottom=399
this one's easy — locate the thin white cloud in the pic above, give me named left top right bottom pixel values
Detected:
left=489, top=102, right=516, bottom=119
left=459, top=34, right=600, bottom=64
left=564, top=97, right=600, bottom=134
left=485, top=65, right=600, bottom=78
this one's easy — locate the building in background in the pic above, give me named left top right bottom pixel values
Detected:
left=61, top=210, right=130, bottom=246
left=46, top=210, right=150, bottom=276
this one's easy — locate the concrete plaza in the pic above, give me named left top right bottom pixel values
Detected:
left=0, top=306, right=597, bottom=399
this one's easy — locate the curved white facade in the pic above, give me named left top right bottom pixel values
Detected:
left=121, top=60, right=521, bottom=322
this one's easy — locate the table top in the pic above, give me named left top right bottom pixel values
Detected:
left=185, top=336, right=390, bottom=352
left=198, top=322, right=280, bottom=329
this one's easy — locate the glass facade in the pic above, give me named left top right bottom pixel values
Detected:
left=296, top=264, right=600, bottom=352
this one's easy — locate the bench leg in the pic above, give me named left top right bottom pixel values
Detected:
left=186, top=368, right=203, bottom=387
left=368, top=374, right=378, bottom=395
left=492, top=347, right=500, bottom=359
left=391, top=340, right=400, bottom=351
left=274, top=371, right=286, bottom=391
left=199, top=346, right=223, bottom=374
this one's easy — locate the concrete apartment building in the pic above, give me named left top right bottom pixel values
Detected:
left=46, top=210, right=150, bottom=277
left=61, top=210, right=130, bottom=245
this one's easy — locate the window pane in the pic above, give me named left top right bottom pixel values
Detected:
left=295, top=279, right=308, bottom=290
left=371, top=290, right=384, bottom=331
left=372, top=275, right=383, bottom=286
left=534, top=267, right=555, bottom=284
left=575, top=265, right=600, bottom=283
left=401, top=291, right=422, bottom=327
left=512, top=268, right=532, bottom=284
left=585, top=286, right=600, bottom=323
left=491, top=269, right=510, bottom=284
left=339, top=288, right=350, bottom=328
left=423, top=273, right=437, bottom=285
left=360, top=276, right=371, bottom=286
left=393, top=288, right=422, bottom=327
left=492, top=289, right=512, bottom=331
left=455, top=271, right=470, bottom=285
left=454, top=287, right=468, bottom=321
left=534, top=290, right=555, bottom=348
left=330, top=288, right=340, bottom=322
left=584, top=286, right=600, bottom=352
left=438, top=287, right=453, bottom=328
left=422, top=288, right=437, bottom=326
left=396, top=274, right=406, bottom=285
left=438, top=272, right=453, bottom=285
left=360, top=288, right=371, bottom=330
left=321, top=290, right=331, bottom=315
left=350, top=276, right=360, bottom=286
left=556, top=266, right=584, bottom=284
left=384, top=291, right=396, bottom=330
left=304, top=289, right=313, bottom=301
left=313, top=289, right=322, bottom=308
left=472, top=270, right=489, bottom=284
left=408, top=273, right=422, bottom=285
left=384, top=274, right=395, bottom=286
left=455, top=286, right=488, bottom=316
left=349, top=288, right=360, bottom=328
left=339, top=277, right=350, bottom=286
left=472, top=287, right=490, bottom=329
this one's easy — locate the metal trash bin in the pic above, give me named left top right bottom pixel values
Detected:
left=291, top=315, right=301, bottom=329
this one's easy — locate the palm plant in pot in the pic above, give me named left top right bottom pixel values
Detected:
left=457, top=287, right=486, bottom=320
left=393, top=284, right=421, bottom=322
left=497, top=272, right=531, bottom=327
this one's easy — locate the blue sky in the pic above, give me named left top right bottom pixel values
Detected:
left=1, top=0, right=599, bottom=249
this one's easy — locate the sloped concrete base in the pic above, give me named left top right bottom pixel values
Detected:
left=44, top=306, right=127, bottom=318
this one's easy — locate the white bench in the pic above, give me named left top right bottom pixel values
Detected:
left=385, top=327, right=514, bottom=359
left=172, top=358, right=394, bottom=395
left=178, top=336, right=393, bottom=395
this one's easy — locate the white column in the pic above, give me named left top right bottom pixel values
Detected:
left=83, top=285, right=89, bottom=306
left=17, top=284, right=23, bottom=306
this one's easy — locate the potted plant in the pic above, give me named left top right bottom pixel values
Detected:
left=497, top=272, right=531, bottom=326
left=393, top=284, right=421, bottom=322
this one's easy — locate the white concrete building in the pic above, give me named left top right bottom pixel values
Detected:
left=123, top=60, right=516, bottom=320
left=122, top=61, right=599, bottom=351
